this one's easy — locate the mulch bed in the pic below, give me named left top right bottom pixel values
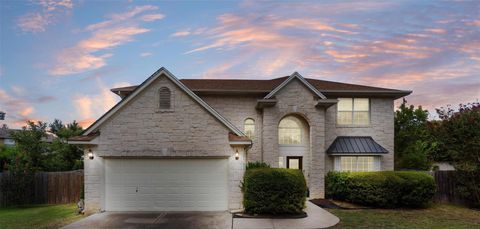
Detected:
left=233, top=211, right=307, bottom=219
left=310, top=199, right=371, bottom=210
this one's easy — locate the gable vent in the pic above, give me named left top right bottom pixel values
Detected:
left=159, top=87, right=171, bottom=109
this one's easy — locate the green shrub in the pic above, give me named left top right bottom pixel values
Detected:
left=246, top=161, right=270, bottom=170
left=242, top=168, right=306, bottom=214
left=326, top=171, right=435, bottom=208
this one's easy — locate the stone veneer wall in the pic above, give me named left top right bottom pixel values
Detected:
left=84, top=74, right=244, bottom=213
left=324, top=98, right=395, bottom=172
left=261, top=79, right=327, bottom=198
left=200, top=95, right=263, bottom=162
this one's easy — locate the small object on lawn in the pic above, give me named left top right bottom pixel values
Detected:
left=77, top=199, right=85, bottom=214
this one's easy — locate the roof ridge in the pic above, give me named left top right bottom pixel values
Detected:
left=180, top=76, right=289, bottom=81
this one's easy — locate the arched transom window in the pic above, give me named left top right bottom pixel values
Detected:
left=278, top=116, right=302, bottom=145
left=159, top=87, right=171, bottom=110
left=244, top=118, right=255, bottom=139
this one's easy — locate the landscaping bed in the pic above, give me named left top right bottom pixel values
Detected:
left=233, top=211, right=307, bottom=219
left=310, top=199, right=370, bottom=210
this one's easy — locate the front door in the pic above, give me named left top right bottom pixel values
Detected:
left=287, top=156, right=303, bottom=170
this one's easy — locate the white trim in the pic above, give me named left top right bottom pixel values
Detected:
left=68, top=140, right=98, bottom=145
left=264, top=72, right=327, bottom=99
left=83, top=67, right=245, bottom=136
left=229, top=141, right=252, bottom=145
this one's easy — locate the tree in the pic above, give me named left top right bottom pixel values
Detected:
left=394, top=99, right=435, bottom=170
left=43, top=120, right=84, bottom=171
left=431, top=102, right=480, bottom=207
left=49, top=119, right=64, bottom=135
left=11, top=121, right=48, bottom=170
left=6, top=120, right=84, bottom=172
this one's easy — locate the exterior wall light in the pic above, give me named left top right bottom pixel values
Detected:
left=88, top=149, right=94, bottom=160
left=235, top=149, right=240, bottom=160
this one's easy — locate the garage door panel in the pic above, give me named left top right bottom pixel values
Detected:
left=105, top=159, right=228, bottom=211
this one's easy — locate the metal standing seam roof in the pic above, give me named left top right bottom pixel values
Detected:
left=327, top=136, right=388, bottom=155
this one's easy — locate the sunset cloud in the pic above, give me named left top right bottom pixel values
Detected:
left=171, top=30, right=191, bottom=37
left=0, top=89, right=36, bottom=127
left=181, top=1, right=479, bottom=113
left=50, top=5, right=164, bottom=76
left=140, top=52, right=152, bottom=57
left=16, top=0, right=73, bottom=33
left=73, top=82, right=130, bottom=128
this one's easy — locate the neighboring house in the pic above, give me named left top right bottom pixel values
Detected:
left=69, top=67, right=411, bottom=213
left=0, top=128, right=17, bottom=147
left=0, top=127, right=58, bottom=147
left=432, top=162, right=456, bottom=171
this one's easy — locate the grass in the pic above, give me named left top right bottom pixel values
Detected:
left=327, top=204, right=480, bottom=229
left=0, top=204, right=84, bottom=229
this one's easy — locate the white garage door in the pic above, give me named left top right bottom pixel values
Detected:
left=105, top=158, right=228, bottom=211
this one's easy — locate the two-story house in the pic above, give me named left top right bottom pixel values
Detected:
left=69, top=67, right=411, bottom=213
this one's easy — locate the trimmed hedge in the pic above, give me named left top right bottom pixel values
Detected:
left=242, top=168, right=307, bottom=214
left=326, top=171, right=436, bottom=208
left=246, top=161, right=270, bottom=170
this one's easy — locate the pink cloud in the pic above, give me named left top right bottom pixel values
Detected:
left=73, top=82, right=130, bottom=128
left=16, top=0, right=73, bottom=33
left=0, top=89, right=37, bottom=127
left=141, top=14, right=165, bottom=22
left=140, top=52, right=152, bottom=57
left=86, top=5, right=162, bottom=31
left=171, top=30, right=191, bottom=37
left=50, top=5, right=164, bottom=76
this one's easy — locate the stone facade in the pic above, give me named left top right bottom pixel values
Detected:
left=83, top=73, right=398, bottom=213
left=324, top=98, right=395, bottom=172
left=84, top=74, right=245, bottom=213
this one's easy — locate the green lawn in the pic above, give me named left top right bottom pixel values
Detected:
left=0, top=204, right=84, bottom=229
left=328, top=204, right=480, bottom=229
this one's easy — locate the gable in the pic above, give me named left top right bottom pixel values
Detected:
left=264, top=72, right=327, bottom=99
left=82, top=67, right=245, bottom=137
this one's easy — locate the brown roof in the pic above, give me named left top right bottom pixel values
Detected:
left=111, top=76, right=408, bottom=95
left=68, top=133, right=98, bottom=142
left=228, top=132, right=251, bottom=142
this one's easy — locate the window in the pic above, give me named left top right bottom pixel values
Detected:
left=337, top=98, right=369, bottom=125
left=159, top=87, right=171, bottom=110
left=279, top=116, right=302, bottom=145
left=335, top=156, right=379, bottom=172
left=244, top=118, right=255, bottom=139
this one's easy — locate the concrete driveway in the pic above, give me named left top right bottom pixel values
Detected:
left=62, top=211, right=232, bottom=229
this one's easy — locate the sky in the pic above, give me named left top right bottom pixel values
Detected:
left=0, top=0, right=479, bottom=129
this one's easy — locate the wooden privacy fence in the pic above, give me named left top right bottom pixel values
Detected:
left=0, top=170, right=83, bottom=207
left=431, top=170, right=467, bottom=205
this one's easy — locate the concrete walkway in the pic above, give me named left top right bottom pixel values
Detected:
left=62, top=211, right=232, bottom=229
left=233, top=201, right=339, bottom=229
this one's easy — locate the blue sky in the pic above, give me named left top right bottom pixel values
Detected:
left=0, top=0, right=479, bottom=128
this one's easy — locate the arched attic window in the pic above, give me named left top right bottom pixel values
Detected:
left=159, top=87, right=172, bottom=110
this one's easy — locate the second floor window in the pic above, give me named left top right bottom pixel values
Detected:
left=159, top=87, right=171, bottom=110
left=244, top=118, right=255, bottom=140
left=337, top=98, right=369, bottom=126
